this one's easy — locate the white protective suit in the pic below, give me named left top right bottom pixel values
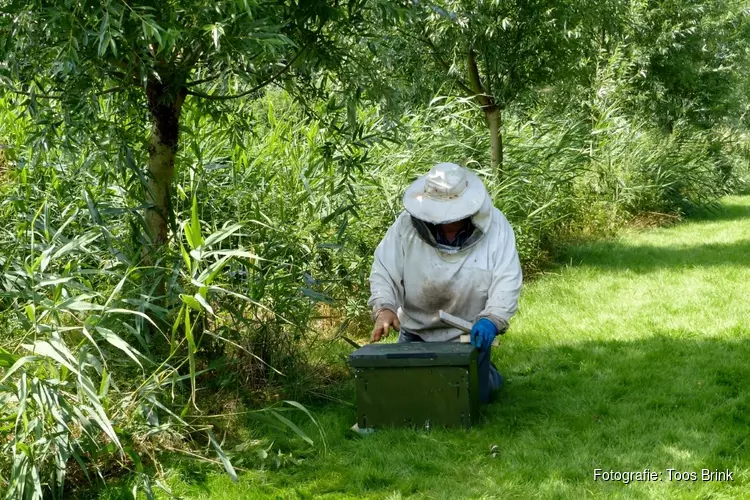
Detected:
left=368, top=194, right=523, bottom=342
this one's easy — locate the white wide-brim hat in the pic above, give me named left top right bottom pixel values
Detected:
left=403, top=162, right=488, bottom=224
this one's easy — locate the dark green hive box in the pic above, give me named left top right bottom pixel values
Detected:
left=349, top=342, right=479, bottom=429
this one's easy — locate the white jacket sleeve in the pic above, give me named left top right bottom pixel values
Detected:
left=477, top=213, right=523, bottom=333
left=367, top=218, right=405, bottom=320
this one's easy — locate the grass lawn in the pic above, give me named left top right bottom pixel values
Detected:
left=97, top=196, right=750, bottom=499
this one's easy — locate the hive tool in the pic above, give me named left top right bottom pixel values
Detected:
left=439, top=310, right=499, bottom=347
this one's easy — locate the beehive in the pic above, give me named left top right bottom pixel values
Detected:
left=349, top=342, right=479, bottom=429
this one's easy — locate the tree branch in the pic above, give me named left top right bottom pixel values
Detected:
left=483, top=50, right=493, bottom=95
left=467, top=47, right=493, bottom=108
left=185, top=74, right=221, bottom=87
left=185, top=46, right=306, bottom=101
left=11, top=86, right=126, bottom=99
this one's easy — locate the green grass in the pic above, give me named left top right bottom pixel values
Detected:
left=98, top=196, right=750, bottom=499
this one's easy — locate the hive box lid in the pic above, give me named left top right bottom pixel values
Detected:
left=349, top=342, right=476, bottom=368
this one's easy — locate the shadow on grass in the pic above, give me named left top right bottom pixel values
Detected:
left=563, top=238, right=750, bottom=273
left=87, top=335, right=750, bottom=499
left=687, top=199, right=750, bottom=223
left=273, top=334, right=750, bottom=498
left=559, top=198, right=750, bottom=273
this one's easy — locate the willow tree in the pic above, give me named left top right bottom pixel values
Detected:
left=2, top=0, right=367, bottom=259
left=379, top=0, right=603, bottom=173
left=625, top=0, right=750, bottom=133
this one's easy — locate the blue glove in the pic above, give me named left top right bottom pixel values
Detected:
left=470, top=318, right=497, bottom=351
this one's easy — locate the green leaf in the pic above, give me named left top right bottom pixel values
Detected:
left=170, top=305, right=184, bottom=354
left=185, top=195, right=204, bottom=251
left=36, top=277, right=74, bottom=288
left=60, top=297, right=104, bottom=312
left=24, top=304, right=35, bottom=324
left=52, top=231, right=100, bottom=260
left=96, top=327, right=144, bottom=370
left=184, top=307, right=197, bottom=407
left=0, top=348, right=19, bottom=369
left=23, top=341, right=79, bottom=376
left=0, top=356, right=36, bottom=383
left=81, top=402, right=122, bottom=454
left=180, top=243, right=192, bottom=273
left=83, top=187, right=103, bottom=224
left=201, top=249, right=260, bottom=261
left=194, top=292, right=214, bottom=316
left=284, top=400, right=326, bottom=451
left=268, top=410, right=314, bottom=446
left=212, top=24, right=223, bottom=50
left=180, top=294, right=202, bottom=311
left=103, top=268, right=131, bottom=309
left=320, top=204, right=352, bottom=224
left=208, top=429, right=238, bottom=483
left=106, top=309, right=159, bottom=329
left=196, top=254, right=232, bottom=285
left=184, top=222, right=196, bottom=250
left=203, top=223, right=243, bottom=248
left=191, top=196, right=204, bottom=247
left=124, top=444, right=144, bottom=473
left=99, top=368, right=111, bottom=398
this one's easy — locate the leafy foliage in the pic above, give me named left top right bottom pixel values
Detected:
left=0, top=144, right=326, bottom=497
left=1, top=0, right=750, bottom=497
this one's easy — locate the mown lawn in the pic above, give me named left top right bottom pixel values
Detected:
left=98, top=196, right=750, bottom=499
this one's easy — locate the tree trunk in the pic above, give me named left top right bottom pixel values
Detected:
left=467, top=48, right=503, bottom=176
left=143, top=78, right=186, bottom=262
left=485, top=106, right=502, bottom=171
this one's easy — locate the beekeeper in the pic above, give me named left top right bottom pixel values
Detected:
left=368, top=162, right=523, bottom=403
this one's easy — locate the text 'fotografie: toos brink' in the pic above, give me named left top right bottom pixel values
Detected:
left=594, top=468, right=733, bottom=483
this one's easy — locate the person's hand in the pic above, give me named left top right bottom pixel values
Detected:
left=371, top=309, right=400, bottom=343
left=470, top=318, right=497, bottom=351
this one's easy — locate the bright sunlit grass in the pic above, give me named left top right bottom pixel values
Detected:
left=97, top=196, right=750, bottom=499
